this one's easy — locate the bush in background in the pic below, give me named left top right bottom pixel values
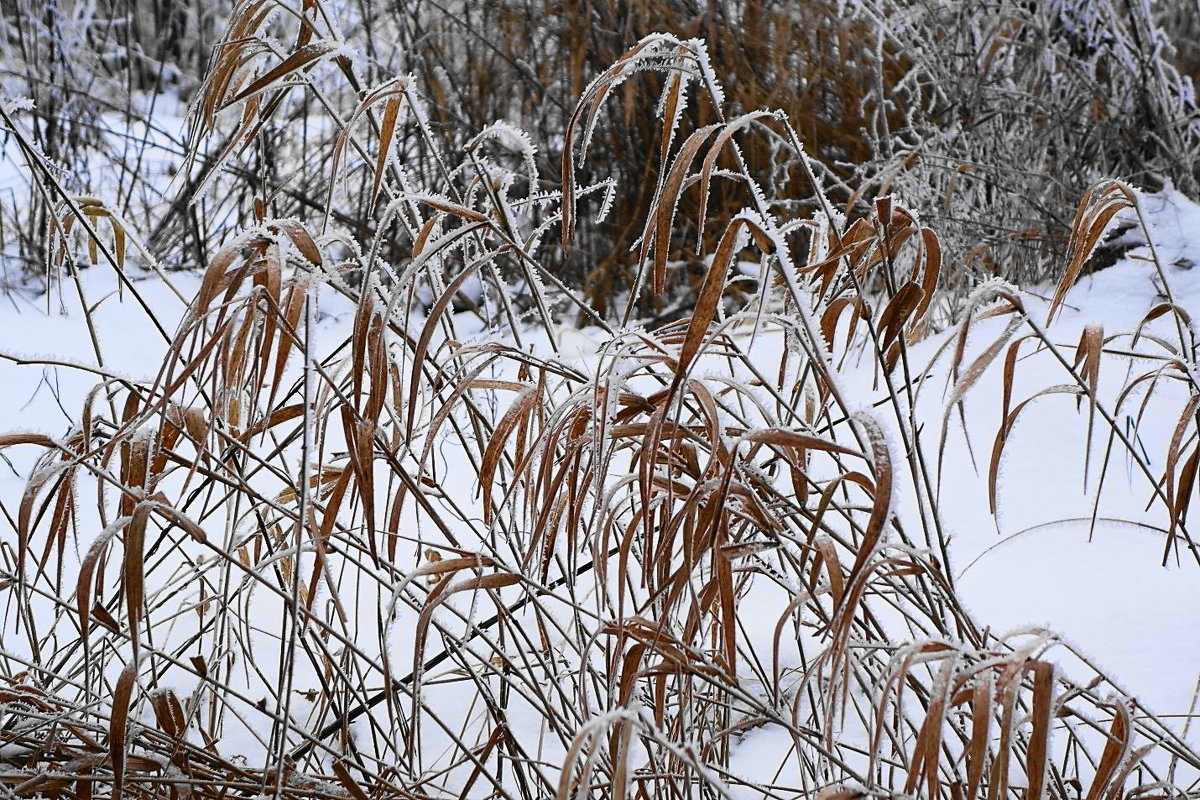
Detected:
left=2, top=0, right=1198, bottom=316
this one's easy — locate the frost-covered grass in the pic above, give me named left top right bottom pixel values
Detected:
left=4, top=7, right=1200, bottom=800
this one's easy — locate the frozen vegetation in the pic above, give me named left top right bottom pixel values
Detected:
left=3, top=2, right=1200, bottom=799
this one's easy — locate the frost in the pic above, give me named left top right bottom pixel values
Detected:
left=467, top=121, right=539, bottom=185
left=687, top=38, right=726, bottom=109
left=0, top=95, right=34, bottom=117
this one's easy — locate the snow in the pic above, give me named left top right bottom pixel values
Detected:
left=5, top=101, right=1200, bottom=781
left=922, top=188, right=1200, bottom=721
left=0, top=270, right=199, bottom=480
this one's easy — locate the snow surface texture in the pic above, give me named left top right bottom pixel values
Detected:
left=3, top=183, right=1200, bottom=776
left=923, top=186, right=1200, bottom=719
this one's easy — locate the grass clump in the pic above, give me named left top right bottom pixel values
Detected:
left=1, top=4, right=1200, bottom=800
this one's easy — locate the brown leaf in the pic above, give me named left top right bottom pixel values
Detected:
left=110, top=661, right=137, bottom=800
left=480, top=386, right=539, bottom=524
left=1026, top=661, right=1055, bottom=800
left=675, top=216, right=771, bottom=389
left=331, top=761, right=371, bottom=800
left=228, top=41, right=340, bottom=105
left=1085, top=701, right=1131, bottom=800
left=370, top=95, right=405, bottom=211
left=125, top=504, right=149, bottom=655
left=647, top=124, right=718, bottom=295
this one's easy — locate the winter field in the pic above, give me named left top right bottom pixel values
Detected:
left=4, top=2, right=1200, bottom=800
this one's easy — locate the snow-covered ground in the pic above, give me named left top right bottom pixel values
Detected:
left=4, top=128, right=1200, bottom=777
left=936, top=189, right=1200, bottom=723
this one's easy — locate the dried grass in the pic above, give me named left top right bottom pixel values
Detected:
left=1, top=8, right=1199, bottom=800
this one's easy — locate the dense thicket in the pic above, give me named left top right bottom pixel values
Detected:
left=3, top=0, right=1198, bottom=317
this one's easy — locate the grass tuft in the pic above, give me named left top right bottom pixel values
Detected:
left=2, top=5, right=1200, bottom=800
